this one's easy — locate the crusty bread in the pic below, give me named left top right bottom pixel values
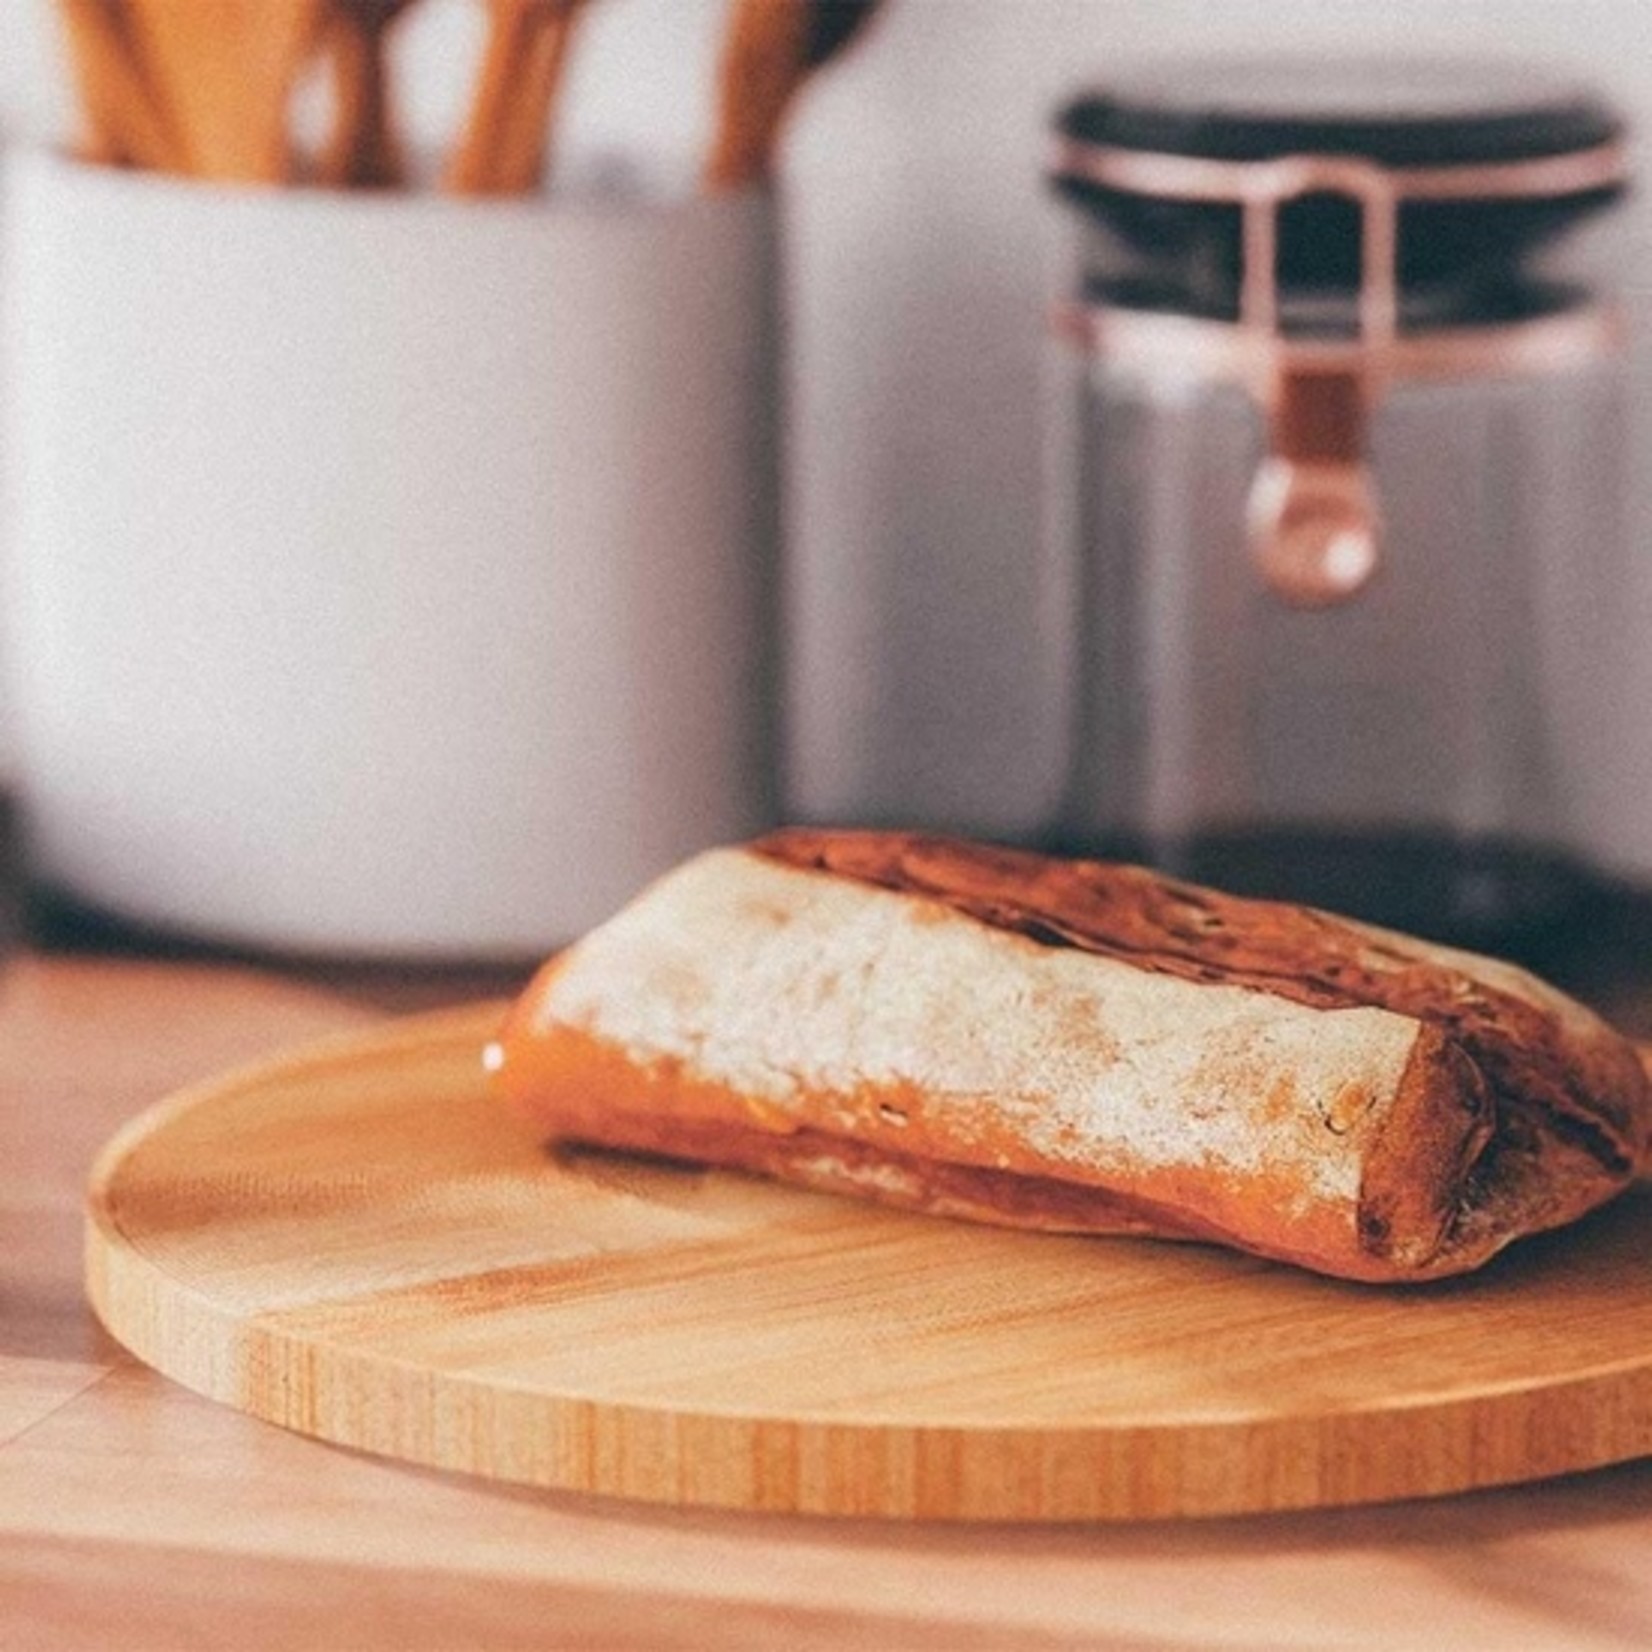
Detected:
left=487, top=830, right=1650, bottom=1283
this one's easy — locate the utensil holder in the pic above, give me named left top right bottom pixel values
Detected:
left=1, top=151, right=779, bottom=957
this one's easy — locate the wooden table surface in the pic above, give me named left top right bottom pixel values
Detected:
left=7, top=918, right=1652, bottom=1650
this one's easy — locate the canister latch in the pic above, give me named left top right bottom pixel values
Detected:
left=1239, top=158, right=1397, bottom=607
left=1050, top=133, right=1627, bottom=609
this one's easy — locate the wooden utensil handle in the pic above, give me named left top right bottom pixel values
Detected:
left=486, top=4, right=585, bottom=194
left=317, top=2, right=410, bottom=188
left=704, top=0, right=809, bottom=193
left=55, top=0, right=182, bottom=170
left=120, top=0, right=328, bottom=181
left=444, top=0, right=587, bottom=197
left=442, top=0, right=534, bottom=194
left=705, top=0, right=881, bottom=193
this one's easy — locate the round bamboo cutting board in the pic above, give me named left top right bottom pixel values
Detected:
left=86, top=1005, right=1652, bottom=1523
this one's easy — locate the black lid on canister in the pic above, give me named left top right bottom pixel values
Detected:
left=1052, top=58, right=1625, bottom=302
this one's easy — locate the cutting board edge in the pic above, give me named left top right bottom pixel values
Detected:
left=80, top=1010, right=1652, bottom=1524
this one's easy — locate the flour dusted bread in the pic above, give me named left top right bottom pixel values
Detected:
left=487, top=830, right=1650, bottom=1282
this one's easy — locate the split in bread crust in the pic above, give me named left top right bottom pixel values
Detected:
left=489, top=831, right=1650, bottom=1283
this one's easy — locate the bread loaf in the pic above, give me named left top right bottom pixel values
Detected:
left=487, top=830, right=1650, bottom=1282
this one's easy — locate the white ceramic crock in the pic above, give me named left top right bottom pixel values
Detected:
left=0, top=151, right=778, bottom=958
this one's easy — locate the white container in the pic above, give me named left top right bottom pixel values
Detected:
left=0, top=151, right=778, bottom=958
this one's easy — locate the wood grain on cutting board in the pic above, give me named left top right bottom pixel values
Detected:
left=85, top=1002, right=1652, bottom=1522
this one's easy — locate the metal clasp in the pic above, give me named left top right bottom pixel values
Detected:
left=1049, top=134, right=1626, bottom=607
left=1239, top=158, right=1398, bottom=608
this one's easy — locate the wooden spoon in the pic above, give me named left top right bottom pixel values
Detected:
left=315, top=0, right=419, bottom=188
left=54, top=0, right=181, bottom=170
left=122, top=0, right=330, bottom=181
left=704, top=0, right=882, bottom=193
left=487, top=0, right=591, bottom=194
left=442, top=0, right=589, bottom=196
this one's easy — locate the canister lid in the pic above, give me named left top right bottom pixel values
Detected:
left=1059, top=58, right=1620, bottom=166
left=1053, top=58, right=1625, bottom=297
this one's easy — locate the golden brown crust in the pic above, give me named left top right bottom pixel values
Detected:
left=1356, top=1028, right=1495, bottom=1270
left=754, top=830, right=1645, bottom=1176
left=493, top=832, right=1651, bottom=1283
left=501, top=1022, right=1386, bottom=1277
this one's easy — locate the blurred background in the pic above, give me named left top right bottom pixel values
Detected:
left=3, top=0, right=1651, bottom=961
